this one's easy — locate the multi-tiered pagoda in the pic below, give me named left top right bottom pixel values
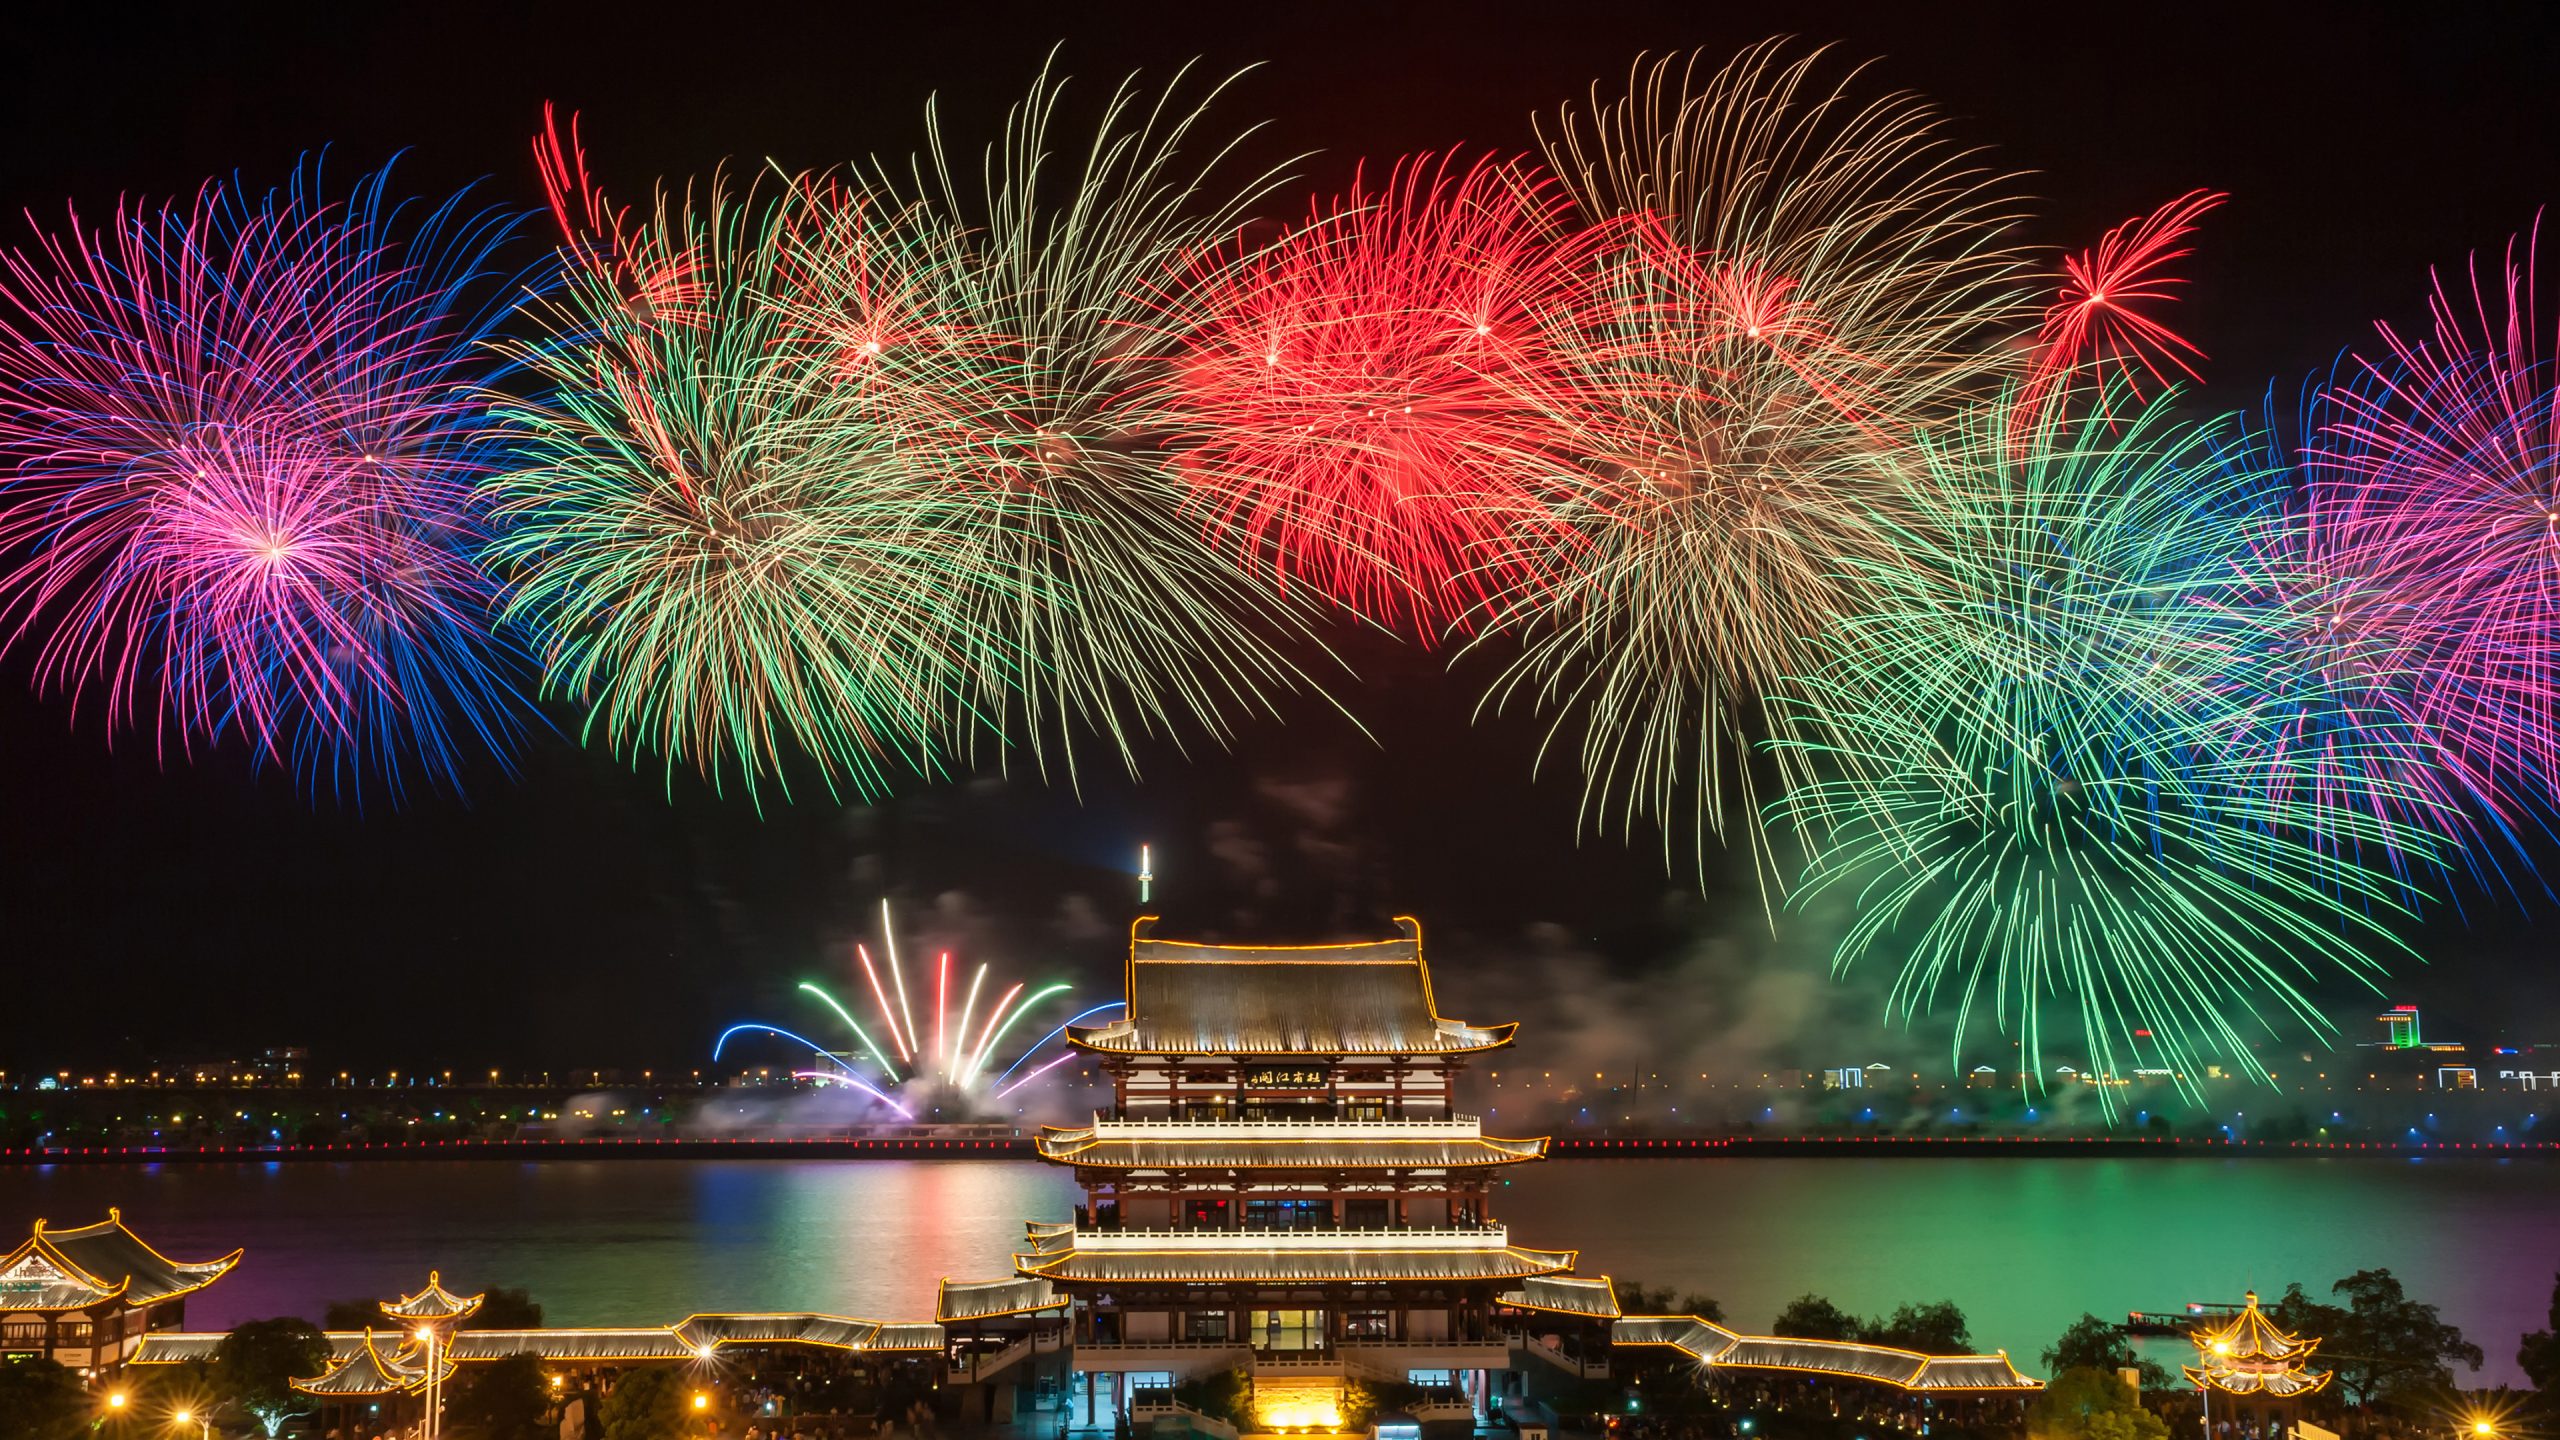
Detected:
left=997, top=919, right=1570, bottom=1429
left=2186, top=1291, right=2332, bottom=1437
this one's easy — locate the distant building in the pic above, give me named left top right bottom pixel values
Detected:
left=0, top=1210, right=239, bottom=1375
left=1966, top=1066, right=2002, bottom=1090
left=2435, top=1067, right=2477, bottom=1091
left=1824, top=1067, right=1865, bottom=1090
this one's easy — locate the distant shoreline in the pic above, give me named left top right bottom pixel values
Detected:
left=3, top=1133, right=2549, bottom=1166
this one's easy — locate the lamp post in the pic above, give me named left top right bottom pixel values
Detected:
left=2200, top=1339, right=2230, bottom=1440
left=416, top=1327, right=442, bottom=1440
left=170, top=1407, right=210, bottom=1440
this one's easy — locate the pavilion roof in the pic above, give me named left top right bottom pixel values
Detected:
left=295, top=1333, right=441, bottom=1396
left=1501, top=1276, right=1624, bottom=1318
left=1069, top=918, right=1514, bottom=1056
left=1036, top=1120, right=1544, bottom=1169
left=1614, top=1314, right=2041, bottom=1392
left=382, top=1270, right=483, bottom=1321
left=143, top=1315, right=953, bottom=1368
left=0, top=1210, right=240, bottom=1313
left=2187, top=1293, right=2332, bottom=1396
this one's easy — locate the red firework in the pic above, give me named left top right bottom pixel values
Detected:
left=2022, top=189, right=2224, bottom=423
left=1160, top=154, right=1598, bottom=637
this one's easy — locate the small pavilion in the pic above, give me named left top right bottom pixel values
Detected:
left=2186, top=1291, right=2332, bottom=1439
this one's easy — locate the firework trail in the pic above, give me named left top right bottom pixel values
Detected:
left=1470, top=40, right=2035, bottom=892
left=2310, top=227, right=2560, bottom=823
left=2017, top=189, right=2225, bottom=429
left=1158, top=152, right=1600, bottom=637
left=712, top=900, right=1079, bottom=1111
left=0, top=159, right=544, bottom=795
left=489, top=122, right=1028, bottom=804
left=797, top=56, right=1343, bottom=785
left=1769, top=388, right=2445, bottom=1107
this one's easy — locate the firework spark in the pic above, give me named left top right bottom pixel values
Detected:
left=1472, top=40, right=2033, bottom=890
left=1160, top=152, right=1599, bottom=636
left=0, top=159, right=543, bottom=794
left=488, top=137, right=1025, bottom=803
left=1770, top=389, right=2445, bottom=1105
left=2020, top=189, right=2225, bottom=426
left=2310, top=229, right=2560, bottom=820
left=807, top=57, right=1344, bottom=784
left=713, top=901, right=1078, bottom=1110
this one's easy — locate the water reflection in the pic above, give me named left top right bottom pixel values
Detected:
left=7, top=1157, right=2554, bottom=1384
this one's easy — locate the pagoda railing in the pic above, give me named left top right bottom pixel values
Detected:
left=1088, top=1114, right=1484, bottom=1129
left=1056, top=1224, right=1510, bottom=1251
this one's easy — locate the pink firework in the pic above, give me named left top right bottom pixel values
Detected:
left=1159, top=154, right=1600, bottom=637
left=2020, top=189, right=2224, bottom=426
left=2312, top=225, right=2560, bottom=813
left=0, top=162, right=540, bottom=792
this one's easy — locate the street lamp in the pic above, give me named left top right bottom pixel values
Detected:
left=170, top=1407, right=209, bottom=1440
left=416, top=1326, right=443, bottom=1440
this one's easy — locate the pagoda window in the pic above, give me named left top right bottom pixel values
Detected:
left=1343, top=1310, right=1391, bottom=1340
left=1184, top=1196, right=1231, bottom=1229
left=1342, top=1100, right=1388, bottom=1120
left=1094, top=1200, right=1121, bottom=1231
left=1342, top=1198, right=1391, bottom=1229
left=1186, top=1311, right=1231, bottom=1342
left=1244, top=1199, right=1331, bottom=1231
left=55, top=1321, right=91, bottom=1343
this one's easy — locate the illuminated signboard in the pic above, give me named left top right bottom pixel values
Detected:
left=1244, top=1065, right=1329, bottom=1089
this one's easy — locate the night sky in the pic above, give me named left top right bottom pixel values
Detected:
left=6, top=0, right=2558, bottom=1075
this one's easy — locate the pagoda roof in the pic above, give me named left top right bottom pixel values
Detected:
left=2186, top=1293, right=2332, bottom=1396
left=146, top=1315, right=951, bottom=1369
left=1069, top=918, right=1515, bottom=1056
left=1613, top=1314, right=2040, bottom=1392
left=295, top=1333, right=440, bottom=1397
left=0, top=1210, right=240, bottom=1313
left=1012, top=1221, right=1573, bottom=1286
left=939, top=1276, right=1067, bottom=1321
left=382, top=1270, right=483, bottom=1321
left=1036, top=1117, right=1545, bottom=1169
left=1501, top=1276, right=1623, bottom=1318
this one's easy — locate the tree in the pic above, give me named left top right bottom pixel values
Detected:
left=1612, top=1279, right=1724, bottom=1323
left=1869, top=1300, right=1974, bottom=1354
left=0, top=1357, right=90, bottom=1440
left=2028, top=1367, right=2170, bottom=1440
left=2323, top=1269, right=2484, bottom=1408
left=600, top=1366, right=691, bottom=1440
left=1772, top=1294, right=1863, bottom=1340
left=471, top=1286, right=545, bottom=1330
left=2046, top=1313, right=2172, bottom=1390
left=322, top=1297, right=382, bottom=1330
left=2518, top=1269, right=2560, bottom=1400
left=212, top=1316, right=332, bottom=1438
left=448, top=1351, right=553, bottom=1440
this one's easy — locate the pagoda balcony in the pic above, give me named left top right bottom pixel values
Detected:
left=1052, top=1223, right=1510, bottom=1251
left=1084, top=1114, right=1488, bottom=1137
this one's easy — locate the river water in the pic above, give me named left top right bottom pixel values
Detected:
left=9, top=1157, right=2554, bottom=1384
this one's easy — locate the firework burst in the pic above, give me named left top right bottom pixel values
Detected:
left=0, top=159, right=543, bottom=794
left=489, top=122, right=1025, bottom=803
left=792, top=58, right=1341, bottom=786
left=2018, top=189, right=2225, bottom=429
left=712, top=899, right=1094, bottom=1114
left=1471, top=40, right=2034, bottom=888
left=1158, top=152, right=1599, bottom=636
left=1771, top=388, right=2445, bottom=1105
left=2310, top=229, right=2560, bottom=821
